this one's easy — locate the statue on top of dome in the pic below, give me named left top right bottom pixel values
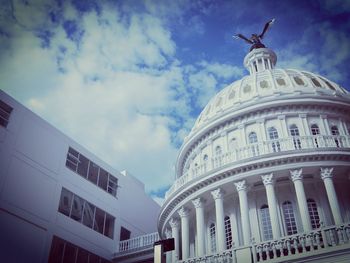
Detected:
left=233, top=18, right=275, bottom=51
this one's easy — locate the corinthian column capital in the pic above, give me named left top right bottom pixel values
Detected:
left=165, top=228, right=172, bottom=238
left=261, top=173, right=274, bottom=186
left=320, top=167, right=334, bottom=180
left=192, top=198, right=204, bottom=209
left=169, top=218, right=179, bottom=229
left=211, top=188, right=224, bottom=200
left=290, top=168, right=303, bottom=182
left=234, top=180, right=247, bottom=192
left=178, top=207, right=190, bottom=218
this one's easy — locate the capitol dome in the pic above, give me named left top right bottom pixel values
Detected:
left=158, top=47, right=350, bottom=263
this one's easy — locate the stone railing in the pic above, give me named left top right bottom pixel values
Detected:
left=253, top=222, right=350, bottom=262
left=166, top=135, right=350, bottom=198
left=117, top=232, right=159, bottom=254
left=178, top=222, right=350, bottom=263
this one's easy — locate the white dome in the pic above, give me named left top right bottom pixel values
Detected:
left=190, top=48, right=348, bottom=136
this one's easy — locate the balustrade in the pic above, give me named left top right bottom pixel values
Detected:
left=118, top=232, right=159, bottom=254
left=165, top=135, right=350, bottom=198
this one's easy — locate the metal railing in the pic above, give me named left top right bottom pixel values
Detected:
left=166, top=135, right=350, bottom=198
left=118, top=232, right=159, bottom=254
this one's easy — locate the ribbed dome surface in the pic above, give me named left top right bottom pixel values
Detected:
left=190, top=51, right=348, bottom=136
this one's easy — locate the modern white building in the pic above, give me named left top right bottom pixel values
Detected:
left=157, top=47, right=350, bottom=262
left=0, top=90, right=160, bottom=263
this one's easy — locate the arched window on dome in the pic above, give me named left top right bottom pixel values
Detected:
left=268, top=127, right=281, bottom=152
left=282, top=201, right=298, bottom=235
left=203, top=154, right=209, bottom=172
left=230, top=138, right=238, bottom=160
left=215, top=146, right=222, bottom=156
left=307, top=199, right=320, bottom=229
left=224, top=216, right=233, bottom=249
left=260, top=204, right=273, bottom=241
left=248, top=132, right=259, bottom=157
left=331, top=125, right=341, bottom=147
left=214, top=146, right=223, bottom=167
left=289, top=124, right=302, bottom=149
left=310, top=124, right=320, bottom=148
left=209, top=223, right=216, bottom=253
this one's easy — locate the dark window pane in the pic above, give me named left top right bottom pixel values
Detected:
left=98, top=168, right=108, bottom=191
left=48, top=236, right=65, bottom=263
left=0, top=118, right=8, bottom=127
left=68, top=147, right=79, bottom=158
left=89, top=253, right=100, bottom=263
left=0, top=100, right=13, bottom=114
left=104, top=213, right=115, bottom=238
left=107, top=175, right=118, bottom=196
left=59, top=188, right=73, bottom=216
left=63, top=243, right=77, bottom=263
left=82, top=202, right=95, bottom=228
left=76, top=248, right=89, bottom=263
left=120, top=227, right=131, bottom=241
left=77, top=154, right=89, bottom=178
left=88, top=162, right=99, bottom=184
left=94, top=208, right=105, bottom=234
left=71, top=195, right=84, bottom=222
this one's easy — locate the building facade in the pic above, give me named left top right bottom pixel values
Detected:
left=0, top=90, right=160, bottom=263
left=158, top=48, right=350, bottom=262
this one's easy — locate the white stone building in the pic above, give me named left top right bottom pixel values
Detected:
left=157, top=48, right=350, bottom=262
left=0, top=90, right=160, bottom=263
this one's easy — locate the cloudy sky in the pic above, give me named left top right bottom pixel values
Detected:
left=1, top=0, right=350, bottom=204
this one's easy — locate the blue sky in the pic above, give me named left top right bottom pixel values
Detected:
left=1, top=0, right=350, bottom=204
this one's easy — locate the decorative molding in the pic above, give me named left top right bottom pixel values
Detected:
left=299, top=113, right=307, bottom=118
left=192, top=198, right=204, bottom=209
left=261, top=173, right=274, bottom=186
left=169, top=218, right=179, bottom=229
left=320, top=167, right=334, bottom=180
left=211, top=188, right=223, bottom=200
left=234, top=180, right=247, bottom=192
left=178, top=207, right=190, bottom=218
left=290, top=168, right=303, bottom=182
left=278, top=115, right=285, bottom=120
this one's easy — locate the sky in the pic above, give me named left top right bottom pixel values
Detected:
left=1, top=0, right=350, bottom=205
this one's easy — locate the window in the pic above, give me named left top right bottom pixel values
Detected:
left=58, top=188, right=115, bottom=239
left=0, top=100, right=13, bottom=128
left=331, top=125, right=340, bottom=147
left=282, top=201, right=297, bottom=235
left=209, top=223, right=216, bottom=253
left=307, top=199, right=320, bottom=229
left=289, top=124, right=301, bottom=149
left=276, top=78, right=286, bottom=86
left=230, top=138, right=237, bottom=150
left=294, top=76, right=305, bottom=86
left=268, top=127, right=281, bottom=152
left=66, top=147, right=119, bottom=197
left=248, top=132, right=259, bottom=156
left=310, top=124, right=320, bottom=148
left=311, top=78, right=321, bottom=87
left=120, top=227, right=131, bottom=241
left=48, top=236, right=111, bottom=263
left=260, top=205, right=273, bottom=240
left=224, top=216, right=233, bottom=249
left=215, top=146, right=222, bottom=156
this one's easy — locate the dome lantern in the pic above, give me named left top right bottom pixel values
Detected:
left=243, top=47, right=277, bottom=75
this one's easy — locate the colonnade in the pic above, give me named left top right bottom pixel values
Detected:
left=165, top=167, right=343, bottom=261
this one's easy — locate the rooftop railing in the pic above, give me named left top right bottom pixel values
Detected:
left=166, top=135, right=350, bottom=198
left=117, top=232, right=159, bottom=255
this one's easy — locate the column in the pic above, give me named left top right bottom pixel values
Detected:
left=192, top=198, right=206, bottom=256
left=234, top=180, right=251, bottom=245
left=320, top=167, right=342, bottom=225
left=169, top=218, right=180, bottom=262
left=211, top=188, right=226, bottom=252
left=261, top=173, right=281, bottom=239
left=299, top=114, right=310, bottom=135
left=257, top=119, right=267, bottom=140
left=290, top=169, right=312, bottom=232
left=178, top=207, right=190, bottom=260
left=165, top=228, right=172, bottom=263
left=320, top=115, right=331, bottom=135
left=278, top=115, right=288, bottom=137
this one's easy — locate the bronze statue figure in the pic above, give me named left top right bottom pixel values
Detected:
left=234, top=18, right=275, bottom=51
